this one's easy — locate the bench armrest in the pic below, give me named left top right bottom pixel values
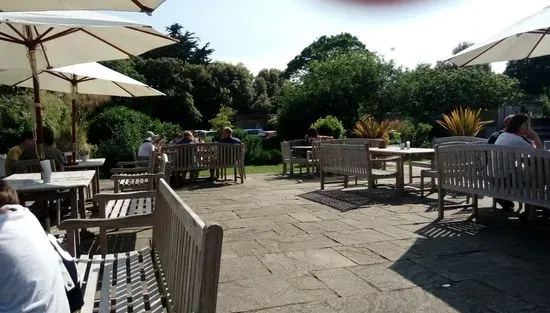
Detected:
left=112, top=173, right=162, bottom=192
left=60, top=215, right=153, bottom=257
left=116, top=160, right=149, bottom=167
left=110, top=167, right=149, bottom=174
left=94, top=190, right=156, bottom=202
left=370, top=156, right=401, bottom=164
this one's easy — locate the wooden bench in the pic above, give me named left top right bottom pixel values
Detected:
left=318, top=143, right=403, bottom=199
left=419, top=136, right=487, bottom=197
left=163, top=143, right=245, bottom=183
left=59, top=179, right=223, bottom=313
left=111, top=152, right=167, bottom=193
left=436, top=144, right=550, bottom=219
left=281, top=140, right=312, bottom=176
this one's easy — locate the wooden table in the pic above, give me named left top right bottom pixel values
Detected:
left=370, top=147, right=435, bottom=185
left=292, top=145, right=313, bottom=150
left=65, top=158, right=105, bottom=196
left=2, top=170, right=96, bottom=232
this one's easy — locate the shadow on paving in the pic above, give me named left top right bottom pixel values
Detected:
left=84, top=232, right=138, bottom=256
left=390, top=210, right=550, bottom=313
left=171, top=180, right=234, bottom=191
left=298, top=187, right=467, bottom=213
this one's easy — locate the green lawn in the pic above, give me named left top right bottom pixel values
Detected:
left=244, top=164, right=283, bottom=174
left=192, top=164, right=284, bottom=178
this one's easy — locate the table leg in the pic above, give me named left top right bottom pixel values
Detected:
left=41, top=200, right=51, bottom=233
left=70, top=189, right=80, bottom=251
left=93, top=167, right=99, bottom=196
left=408, top=154, right=413, bottom=184
left=400, top=155, right=406, bottom=189
left=430, top=158, right=436, bottom=191
left=78, top=187, right=85, bottom=219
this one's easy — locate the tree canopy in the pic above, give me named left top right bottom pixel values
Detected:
left=504, top=55, right=550, bottom=96
left=282, top=33, right=367, bottom=80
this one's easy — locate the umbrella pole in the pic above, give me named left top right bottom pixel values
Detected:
left=27, top=44, right=44, bottom=159
left=71, top=80, right=77, bottom=164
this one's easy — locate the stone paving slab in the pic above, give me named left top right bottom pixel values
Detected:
left=94, top=172, right=550, bottom=313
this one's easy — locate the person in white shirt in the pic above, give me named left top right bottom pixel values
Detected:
left=137, top=131, right=160, bottom=161
left=494, top=114, right=543, bottom=149
left=0, top=183, right=70, bottom=313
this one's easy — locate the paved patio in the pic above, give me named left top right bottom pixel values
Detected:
left=98, top=173, right=550, bottom=313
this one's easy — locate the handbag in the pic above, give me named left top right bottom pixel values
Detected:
left=47, top=234, right=85, bottom=312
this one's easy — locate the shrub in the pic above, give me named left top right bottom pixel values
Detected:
left=398, top=120, right=433, bottom=148
left=89, top=107, right=179, bottom=175
left=436, top=107, right=492, bottom=137
left=0, top=94, right=33, bottom=152
left=311, top=115, right=345, bottom=139
left=354, top=115, right=402, bottom=142
left=232, top=129, right=283, bottom=165
left=209, top=105, right=235, bottom=132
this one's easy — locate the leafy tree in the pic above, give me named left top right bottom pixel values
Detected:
left=504, top=55, right=550, bottom=96
left=132, top=57, right=202, bottom=128
left=311, top=115, right=345, bottom=138
left=208, top=62, right=254, bottom=114
left=452, top=41, right=474, bottom=55
left=252, top=69, right=284, bottom=113
left=101, top=59, right=145, bottom=81
left=209, top=105, right=235, bottom=132
left=0, top=93, right=33, bottom=151
left=88, top=106, right=179, bottom=172
left=142, top=23, right=214, bottom=64
left=283, top=33, right=366, bottom=80
left=388, top=66, right=522, bottom=123
left=277, top=50, right=394, bottom=139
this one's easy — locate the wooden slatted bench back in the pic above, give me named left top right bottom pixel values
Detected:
left=153, top=178, right=223, bottom=313
left=318, top=144, right=372, bottom=177
left=281, top=141, right=292, bottom=161
left=60, top=178, right=223, bottom=313
left=113, top=153, right=172, bottom=193
left=434, top=136, right=487, bottom=146
left=164, top=143, right=245, bottom=172
left=437, top=144, right=550, bottom=210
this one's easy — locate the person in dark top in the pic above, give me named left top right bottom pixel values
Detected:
left=20, top=127, right=64, bottom=171
left=221, top=127, right=241, bottom=144
left=176, top=131, right=195, bottom=144
left=304, top=127, right=318, bottom=145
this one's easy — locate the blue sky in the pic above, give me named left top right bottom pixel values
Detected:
left=117, top=0, right=550, bottom=74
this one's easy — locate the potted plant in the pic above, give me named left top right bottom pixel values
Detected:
left=354, top=115, right=403, bottom=148
left=436, top=107, right=493, bottom=136
left=79, top=143, right=92, bottom=162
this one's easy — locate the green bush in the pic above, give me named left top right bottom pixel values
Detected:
left=232, top=129, right=282, bottom=165
left=88, top=107, right=179, bottom=174
left=0, top=94, right=33, bottom=152
left=399, top=121, right=433, bottom=148
left=311, top=115, right=345, bottom=139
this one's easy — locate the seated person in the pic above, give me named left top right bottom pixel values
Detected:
left=494, top=114, right=543, bottom=149
left=20, top=127, right=64, bottom=171
left=5, top=130, right=35, bottom=176
left=220, top=127, right=241, bottom=144
left=176, top=131, right=195, bottom=144
left=304, top=127, right=318, bottom=145
left=137, top=131, right=160, bottom=161
left=495, top=114, right=547, bottom=217
left=168, top=132, right=183, bottom=145
left=0, top=183, right=71, bottom=313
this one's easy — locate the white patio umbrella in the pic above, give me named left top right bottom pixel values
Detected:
left=0, top=0, right=166, bottom=14
left=448, top=6, right=550, bottom=66
left=0, top=62, right=164, bottom=159
left=0, top=10, right=177, bottom=156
